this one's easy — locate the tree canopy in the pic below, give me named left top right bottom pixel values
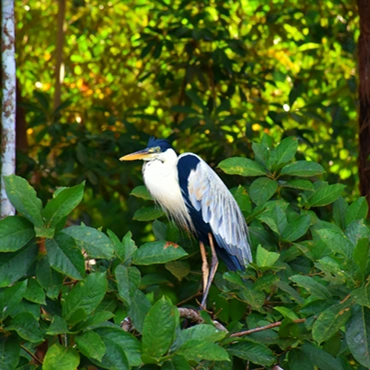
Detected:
left=14, top=0, right=359, bottom=236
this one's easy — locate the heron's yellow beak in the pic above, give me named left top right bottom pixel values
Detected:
left=119, top=148, right=155, bottom=161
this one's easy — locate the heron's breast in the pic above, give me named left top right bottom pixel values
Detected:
left=143, top=161, right=190, bottom=226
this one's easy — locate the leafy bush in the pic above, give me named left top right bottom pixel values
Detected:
left=0, top=135, right=369, bottom=369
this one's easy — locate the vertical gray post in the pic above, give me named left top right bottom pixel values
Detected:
left=1, top=0, right=16, bottom=217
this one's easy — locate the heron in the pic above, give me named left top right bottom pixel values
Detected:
left=120, top=137, right=252, bottom=308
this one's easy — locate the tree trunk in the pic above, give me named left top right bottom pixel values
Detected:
left=358, top=0, right=370, bottom=215
left=1, top=0, right=16, bottom=217
left=53, top=0, right=66, bottom=111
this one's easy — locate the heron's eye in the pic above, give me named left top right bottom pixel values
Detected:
left=149, top=146, right=161, bottom=153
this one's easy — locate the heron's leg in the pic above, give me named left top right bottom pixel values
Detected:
left=200, top=233, right=219, bottom=309
left=199, top=241, right=209, bottom=295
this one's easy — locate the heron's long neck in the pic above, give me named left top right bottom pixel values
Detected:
left=142, top=149, right=193, bottom=230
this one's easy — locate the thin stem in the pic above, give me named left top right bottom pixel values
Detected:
left=230, top=318, right=306, bottom=338
left=21, top=344, right=42, bottom=364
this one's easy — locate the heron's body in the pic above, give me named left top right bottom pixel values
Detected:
left=121, top=138, right=252, bottom=306
left=143, top=149, right=251, bottom=270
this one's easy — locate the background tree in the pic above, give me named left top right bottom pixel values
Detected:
left=14, top=0, right=358, bottom=239
left=1, top=0, right=16, bottom=217
left=358, top=0, right=370, bottom=213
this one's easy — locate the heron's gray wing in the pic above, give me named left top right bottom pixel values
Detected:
left=179, top=153, right=252, bottom=269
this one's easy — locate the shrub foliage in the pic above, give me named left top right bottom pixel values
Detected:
left=1, top=135, right=369, bottom=369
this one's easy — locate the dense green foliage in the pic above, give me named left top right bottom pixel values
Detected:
left=6, top=1, right=364, bottom=369
left=1, top=135, right=370, bottom=369
left=15, top=0, right=358, bottom=241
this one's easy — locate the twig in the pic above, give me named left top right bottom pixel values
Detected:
left=340, top=294, right=351, bottom=304
left=21, top=344, right=42, bottom=364
left=176, top=291, right=202, bottom=306
left=230, top=318, right=306, bottom=338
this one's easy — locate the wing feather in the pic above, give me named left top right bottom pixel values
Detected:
left=178, top=153, right=252, bottom=269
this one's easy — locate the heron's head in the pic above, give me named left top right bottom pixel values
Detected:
left=120, top=137, right=174, bottom=162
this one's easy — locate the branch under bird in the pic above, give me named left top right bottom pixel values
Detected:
left=120, top=137, right=252, bottom=308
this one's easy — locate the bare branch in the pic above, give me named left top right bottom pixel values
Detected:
left=230, top=318, right=306, bottom=338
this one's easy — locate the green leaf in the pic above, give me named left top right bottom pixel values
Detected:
left=283, top=179, right=314, bottom=191
left=352, top=285, right=370, bottom=307
left=353, top=238, right=369, bottom=275
left=63, top=225, right=114, bottom=259
left=0, top=216, right=34, bottom=252
left=0, top=281, right=27, bottom=320
left=62, top=272, right=107, bottom=325
left=315, top=228, right=353, bottom=257
left=282, top=215, right=311, bottom=242
left=312, top=302, right=352, bottom=344
left=186, top=89, right=204, bottom=109
left=272, top=136, right=299, bottom=167
left=300, top=342, right=343, bottom=370
left=95, top=327, right=142, bottom=367
left=130, top=185, right=153, bottom=200
left=280, top=161, right=325, bottom=177
left=238, top=287, right=266, bottom=310
left=43, top=182, right=85, bottom=229
left=24, top=279, right=46, bottom=304
left=163, top=355, right=191, bottom=370
left=110, top=230, right=137, bottom=262
left=128, top=290, right=151, bottom=333
left=36, top=255, right=63, bottom=299
left=75, top=331, right=106, bottom=362
left=116, top=265, right=141, bottom=305
left=3, top=175, right=44, bottom=228
left=231, top=185, right=252, bottom=213
left=78, top=310, right=115, bottom=330
left=307, top=184, right=346, bottom=208
left=6, top=312, right=43, bottom=342
left=333, top=197, right=348, bottom=229
left=0, top=335, right=20, bottom=370
left=259, top=203, right=287, bottom=235
left=249, top=178, right=278, bottom=206
left=171, top=105, right=199, bottom=114
left=92, top=337, right=129, bottom=370
left=46, top=316, right=70, bottom=335
left=345, top=197, right=369, bottom=227
left=132, top=241, right=188, bottom=265
left=227, top=341, right=275, bottom=366
left=345, top=219, right=370, bottom=245
left=43, top=344, right=80, bottom=370
left=152, top=220, right=167, bottom=240
left=252, top=142, right=271, bottom=169
left=346, top=306, right=370, bottom=368
left=133, top=206, right=165, bottom=221
left=288, top=349, right=314, bottom=370
left=165, top=260, right=190, bottom=280
left=142, top=297, right=177, bottom=360
left=256, top=245, right=279, bottom=267
left=275, top=280, right=305, bottom=304
left=274, top=306, right=300, bottom=321
left=0, top=243, right=38, bottom=287
left=176, top=341, right=230, bottom=362
left=218, top=157, right=267, bottom=177
left=290, top=275, right=331, bottom=300
left=46, top=232, right=85, bottom=280
left=179, top=324, right=226, bottom=345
